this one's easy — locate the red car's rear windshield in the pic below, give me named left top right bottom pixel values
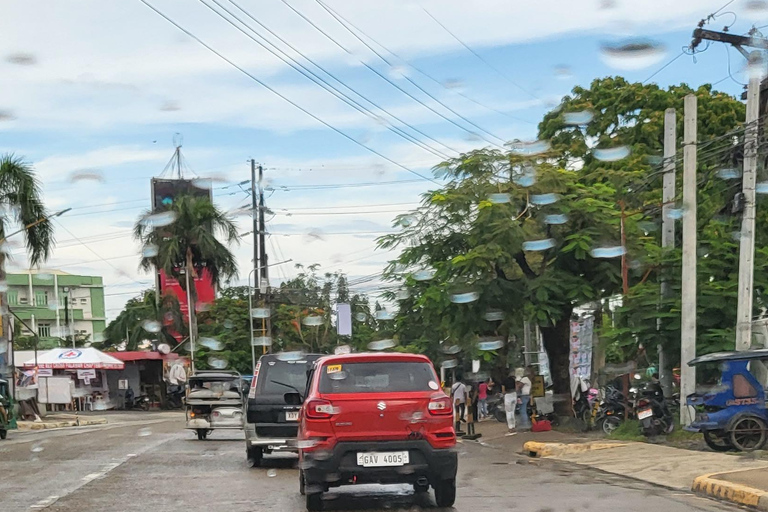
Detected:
left=318, top=361, right=437, bottom=394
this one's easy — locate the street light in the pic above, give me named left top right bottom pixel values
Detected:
left=0, top=208, right=71, bottom=245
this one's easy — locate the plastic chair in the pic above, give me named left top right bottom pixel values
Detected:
left=83, top=395, right=94, bottom=412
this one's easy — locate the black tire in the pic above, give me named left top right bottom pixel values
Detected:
left=730, top=416, right=767, bottom=452
left=306, top=492, right=323, bottom=511
left=140, top=401, right=150, bottom=412
left=0, top=429, right=6, bottom=440
left=299, top=470, right=306, bottom=495
left=703, top=430, right=732, bottom=452
left=600, top=416, right=622, bottom=436
left=248, top=447, right=263, bottom=468
left=196, top=429, right=207, bottom=441
left=434, top=479, right=456, bottom=508
left=493, top=408, right=506, bottom=423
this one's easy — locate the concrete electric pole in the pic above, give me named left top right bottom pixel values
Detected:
left=658, top=107, right=676, bottom=397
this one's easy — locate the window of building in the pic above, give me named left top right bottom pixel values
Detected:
left=35, top=290, right=48, bottom=307
left=80, top=298, right=88, bottom=305
left=38, top=323, right=51, bottom=338
left=8, top=290, right=18, bottom=305
left=18, top=296, right=28, bottom=304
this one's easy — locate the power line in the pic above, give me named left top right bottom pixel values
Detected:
left=137, top=0, right=443, bottom=186
left=643, top=50, right=686, bottom=84
left=267, top=178, right=426, bottom=190
left=199, top=0, right=456, bottom=160
left=420, top=6, right=538, bottom=102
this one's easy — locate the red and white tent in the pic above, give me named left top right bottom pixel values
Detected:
left=22, top=348, right=125, bottom=370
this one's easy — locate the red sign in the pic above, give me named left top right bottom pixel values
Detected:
left=159, top=268, right=216, bottom=324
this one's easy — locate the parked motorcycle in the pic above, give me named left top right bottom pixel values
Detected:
left=125, top=389, right=151, bottom=411
left=486, top=394, right=506, bottom=423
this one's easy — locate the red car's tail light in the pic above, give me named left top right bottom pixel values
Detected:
left=428, top=397, right=453, bottom=415
left=305, top=399, right=337, bottom=419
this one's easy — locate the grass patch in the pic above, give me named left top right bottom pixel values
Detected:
left=607, top=419, right=644, bottom=442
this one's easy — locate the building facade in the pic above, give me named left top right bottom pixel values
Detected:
left=6, top=270, right=106, bottom=347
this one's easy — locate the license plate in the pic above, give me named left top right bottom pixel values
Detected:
left=638, top=408, right=653, bottom=420
left=286, top=411, right=299, bottom=421
left=356, top=451, right=409, bottom=467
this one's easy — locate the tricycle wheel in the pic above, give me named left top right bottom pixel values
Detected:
left=0, top=429, right=6, bottom=440
left=196, top=429, right=207, bottom=441
left=703, top=430, right=732, bottom=452
left=730, top=416, right=767, bottom=452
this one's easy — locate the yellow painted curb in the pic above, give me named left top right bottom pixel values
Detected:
left=523, top=440, right=628, bottom=458
left=692, top=473, right=768, bottom=510
left=16, top=418, right=108, bottom=431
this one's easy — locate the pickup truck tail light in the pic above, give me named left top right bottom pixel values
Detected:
left=428, top=397, right=453, bottom=415
left=305, top=399, right=337, bottom=419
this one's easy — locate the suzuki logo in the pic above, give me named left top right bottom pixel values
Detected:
left=377, top=401, right=386, bottom=411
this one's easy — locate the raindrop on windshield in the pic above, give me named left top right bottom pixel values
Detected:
left=488, top=193, right=511, bottom=204
left=199, top=337, right=224, bottom=351
left=600, top=39, right=666, bottom=70
left=302, top=316, right=324, bottom=326
left=276, top=351, right=305, bottom=361
left=30, top=443, right=45, bottom=453
left=563, top=111, right=594, bottom=125
left=6, top=52, right=37, bottom=65
left=530, top=193, right=559, bottom=206
left=412, top=268, right=435, bottom=281
left=593, top=146, right=631, bottom=162
left=399, top=215, right=417, bottom=227
left=554, top=64, right=572, bottom=80
left=0, top=281, right=7, bottom=293
left=328, top=371, right=348, bottom=381
left=509, top=140, right=551, bottom=156
left=590, top=246, right=626, bottom=258
left=522, top=239, right=556, bottom=251
left=142, top=320, right=162, bottom=333
left=483, top=310, right=504, bottom=321
left=756, top=182, right=768, bottom=194
left=142, top=244, right=159, bottom=258
left=69, top=170, right=105, bottom=183
left=252, top=337, right=273, bottom=347
left=746, top=0, right=768, bottom=11
left=375, top=310, right=395, bottom=320
left=137, top=427, right=152, bottom=437
left=368, top=339, right=396, bottom=351
left=395, top=289, right=410, bottom=300
left=716, top=168, right=741, bottom=180
left=267, top=469, right=278, bottom=478
left=354, top=312, right=367, bottom=321
left=665, top=207, right=686, bottom=220
left=442, top=344, right=461, bottom=355
left=195, top=302, right=211, bottom=313
left=544, top=214, right=568, bottom=225
left=477, top=339, right=505, bottom=351
left=441, top=359, right=458, bottom=369
left=139, top=211, right=178, bottom=228
left=208, top=357, right=228, bottom=369
left=250, top=308, right=270, bottom=319
left=0, top=111, right=15, bottom=122
left=223, top=319, right=234, bottom=329
left=450, top=291, right=480, bottom=304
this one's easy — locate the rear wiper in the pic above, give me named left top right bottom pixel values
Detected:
left=270, top=380, right=304, bottom=399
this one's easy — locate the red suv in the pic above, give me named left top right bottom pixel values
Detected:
left=297, top=352, right=457, bottom=510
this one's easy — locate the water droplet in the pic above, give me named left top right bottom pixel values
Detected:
left=599, top=0, right=617, bottom=8
left=554, top=64, right=572, bottom=80
left=334, top=345, right=352, bottom=355
left=0, top=110, right=15, bottom=122
left=646, top=155, right=663, bottom=165
left=600, top=39, right=666, bottom=70
left=483, top=310, right=504, bottom=321
left=250, top=308, right=270, bottom=319
left=252, top=336, right=273, bottom=347
left=443, top=78, right=464, bottom=91
left=137, top=427, right=152, bottom=437
left=208, top=356, right=228, bottom=369
left=731, top=231, right=743, bottom=242
left=195, top=302, right=211, bottom=313
left=441, top=359, right=458, bottom=369
left=665, top=208, right=686, bottom=220
left=297, top=439, right=319, bottom=449
left=276, top=351, right=305, bottom=361
left=510, top=140, right=551, bottom=156
left=746, top=0, right=768, bottom=12
left=69, top=170, right=105, bottom=183
left=328, top=370, right=348, bottom=381
left=354, top=312, right=367, bottom=321
left=477, top=339, right=505, bottom=351
left=488, top=193, right=511, bottom=204
left=412, top=269, right=435, bottom=281
left=302, top=316, right=324, bottom=326
left=757, top=182, right=768, bottom=194
left=0, top=281, right=7, bottom=293
left=399, top=215, right=417, bottom=227
left=267, top=468, right=278, bottom=478
left=637, top=220, right=658, bottom=232
left=159, top=100, right=181, bottom=112
left=142, top=320, right=162, bottom=333
left=593, top=146, right=631, bottom=162
left=590, top=246, right=626, bottom=258
left=395, top=289, right=410, bottom=300
left=375, top=310, right=396, bottom=320
left=513, top=173, right=536, bottom=187
left=530, top=193, right=559, bottom=206
left=142, top=244, right=159, bottom=258
left=199, top=337, right=224, bottom=351
left=442, top=345, right=461, bottom=355
left=716, top=168, right=741, bottom=180
left=544, top=214, right=568, bottom=225
left=368, top=339, right=396, bottom=351
left=450, top=291, right=480, bottom=304
left=6, top=52, right=37, bottom=65
left=140, top=211, right=178, bottom=228
left=31, top=443, right=44, bottom=453
left=522, top=239, right=556, bottom=251
left=223, top=319, right=234, bottom=329
left=563, top=111, right=594, bottom=125
left=36, top=272, right=54, bottom=282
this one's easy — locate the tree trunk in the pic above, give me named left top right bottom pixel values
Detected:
left=539, top=307, right=574, bottom=398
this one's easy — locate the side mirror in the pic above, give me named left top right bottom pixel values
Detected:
left=284, top=392, right=302, bottom=405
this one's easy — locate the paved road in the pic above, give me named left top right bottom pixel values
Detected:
left=0, top=413, right=740, bottom=511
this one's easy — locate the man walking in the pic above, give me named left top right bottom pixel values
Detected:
left=451, top=376, right=467, bottom=433
left=501, top=370, right=517, bottom=435
left=517, top=367, right=533, bottom=430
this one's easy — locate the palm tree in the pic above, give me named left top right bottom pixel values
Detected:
left=134, top=195, right=239, bottom=368
left=0, top=154, right=54, bottom=352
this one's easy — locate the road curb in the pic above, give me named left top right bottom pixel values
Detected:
left=17, top=418, right=108, bottom=431
left=523, top=440, right=628, bottom=458
left=692, top=473, right=768, bottom=510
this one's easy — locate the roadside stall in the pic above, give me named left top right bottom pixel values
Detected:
left=22, top=348, right=124, bottom=412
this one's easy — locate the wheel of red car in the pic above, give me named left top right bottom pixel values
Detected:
left=730, top=416, right=768, bottom=452
left=434, top=479, right=456, bottom=508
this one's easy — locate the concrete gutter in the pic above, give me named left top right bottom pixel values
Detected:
left=693, top=472, right=768, bottom=511
left=17, top=417, right=108, bottom=431
left=523, top=440, right=628, bottom=458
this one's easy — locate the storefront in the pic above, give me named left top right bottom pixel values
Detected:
left=108, top=352, right=189, bottom=409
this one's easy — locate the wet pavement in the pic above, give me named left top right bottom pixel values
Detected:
left=0, top=412, right=743, bottom=511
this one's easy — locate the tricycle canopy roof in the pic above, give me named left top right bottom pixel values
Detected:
left=189, top=371, right=241, bottom=381
left=688, top=348, right=768, bottom=366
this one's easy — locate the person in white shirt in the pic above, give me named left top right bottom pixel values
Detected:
left=451, top=376, right=467, bottom=432
left=517, top=367, right=533, bottom=430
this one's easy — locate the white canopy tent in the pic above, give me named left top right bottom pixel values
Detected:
left=22, top=348, right=124, bottom=370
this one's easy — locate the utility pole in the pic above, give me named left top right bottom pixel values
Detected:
left=680, top=94, right=697, bottom=427
left=736, top=57, right=761, bottom=351
left=257, top=164, right=271, bottom=354
left=658, top=108, right=676, bottom=397
left=690, top=26, right=768, bottom=352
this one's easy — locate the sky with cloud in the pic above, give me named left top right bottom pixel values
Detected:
left=1, top=0, right=766, bottom=321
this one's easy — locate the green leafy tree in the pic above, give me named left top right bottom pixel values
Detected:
left=99, top=289, right=185, bottom=351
